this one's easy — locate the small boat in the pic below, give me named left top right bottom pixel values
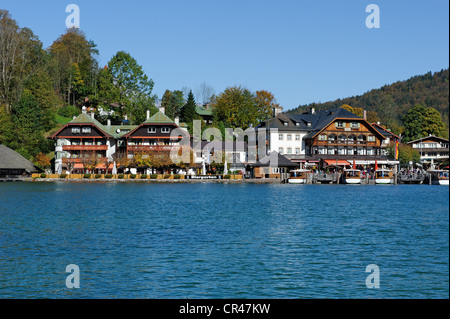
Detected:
left=375, top=169, right=393, bottom=184
left=429, top=170, right=449, bottom=186
left=288, top=169, right=311, bottom=184
left=343, top=169, right=361, bottom=184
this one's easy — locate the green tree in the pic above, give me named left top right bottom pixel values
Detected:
left=107, top=51, right=156, bottom=123
left=0, top=10, right=47, bottom=109
left=49, top=28, right=98, bottom=106
left=181, top=90, right=198, bottom=128
left=212, top=86, right=258, bottom=129
left=402, top=105, right=448, bottom=142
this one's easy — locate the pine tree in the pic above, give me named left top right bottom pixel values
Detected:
left=181, top=90, right=197, bottom=126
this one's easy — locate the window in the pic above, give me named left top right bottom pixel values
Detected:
left=306, top=122, right=312, bottom=127
left=295, top=148, right=300, bottom=155
left=287, top=148, right=292, bottom=154
left=350, top=122, right=360, bottom=129
left=279, top=134, right=284, bottom=141
left=368, top=135, right=376, bottom=142
left=367, top=148, right=374, bottom=155
left=336, top=121, right=345, bottom=128
left=338, top=148, right=346, bottom=155
left=71, top=127, right=80, bottom=134
left=295, top=134, right=301, bottom=141
left=162, top=127, right=170, bottom=133
left=278, top=147, right=283, bottom=154
left=287, top=134, right=292, bottom=141
left=82, top=127, right=91, bottom=134
left=295, top=122, right=300, bottom=126
left=318, top=134, right=327, bottom=141
left=148, top=127, right=156, bottom=133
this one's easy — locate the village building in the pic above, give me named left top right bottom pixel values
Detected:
left=406, top=135, right=449, bottom=167
left=255, top=107, right=397, bottom=171
left=0, top=144, right=42, bottom=181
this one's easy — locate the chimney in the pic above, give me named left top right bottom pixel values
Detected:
left=73, top=115, right=77, bottom=120
left=310, top=107, right=315, bottom=114
left=146, top=110, right=150, bottom=120
left=363, top=110, right=367, bottom=120
left=91, top=112, right=95, bottom=119
left=158, top=106, right=165, bottom=114
left=124, top=114, right=128, bottom=121
left=107, top=119, right=111, bottom=126
left=273, top=106, right=283, bottom=117
left=204, top=104, right=210, bottom=110
left=175, top=116, right=179, bottom=125
left=82, top=106, right=87, bottom=114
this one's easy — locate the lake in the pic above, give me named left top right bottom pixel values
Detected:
left=0, top=182, right=448, bottom=298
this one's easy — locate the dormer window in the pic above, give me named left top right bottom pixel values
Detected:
left=82, top=127, right=91, bottom=134
left=307, top=122, right=312, bottom=127
left=162, top=127, right=170, bottom=133
left=336, top=121, right=345, bottom=128
left=283, top=122, right=288, bottom=126
left=295, top=122, right=300, bottom=126
left=71, top=127, right=80, bottom=134
left=148, top=127, right=156, bottom=133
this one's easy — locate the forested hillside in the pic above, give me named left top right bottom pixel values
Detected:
left=288, top=69, right=449, bottom=140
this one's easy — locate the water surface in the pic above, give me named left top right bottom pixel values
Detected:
left=0, top=182, right=448, bottom=298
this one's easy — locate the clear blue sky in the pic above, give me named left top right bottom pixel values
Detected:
left=4, top=0, right=449, bottom=110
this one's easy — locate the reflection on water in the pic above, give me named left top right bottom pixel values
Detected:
left=0, top=182, right=448, bottom=298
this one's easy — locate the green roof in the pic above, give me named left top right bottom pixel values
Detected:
left=195, top=105, right=213, bottom=116
left=144, top=111, right=174, bottom=124
left=104, top=125, right=138, bottom=138
left=70, top=113, right=140, bottom=138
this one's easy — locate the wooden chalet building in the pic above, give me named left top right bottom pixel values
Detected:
left=122, top=108, right=190, bottom=173
left=48, top=106, right=191, bottom=174
left=256, top=107, right=396, bottom=170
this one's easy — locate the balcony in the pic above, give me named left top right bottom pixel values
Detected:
left=63, top=145, right=108, bottom=151
left=62, top=157, right=108, bottom=164
left=127, top=145, right=183, bottom=152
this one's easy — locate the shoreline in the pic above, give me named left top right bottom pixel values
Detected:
left=23, top=178, right=282, bottom=184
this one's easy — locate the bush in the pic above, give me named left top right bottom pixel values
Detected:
left=174, top=174, right=181, bottom=179
left=164, top=174, right=171, bottom=179
left=94, top=174, right=102, bottom=179
left=83, top=174, right=91, bottom=179
left=104, top=174, right=113, bottom=179
left=130, top=174, right=136, bottom=179
left=117, top=174, right=124, bottom=179
left=58, top=105, right=80, bottom=118
left=224, top=174, right=231, bottom=179
left=60, top=174, right=67, bottom=178
left=140, top=174, right=148, bottom=179
left=40, top=173, right=47, bottom=178
left=150, top=174, right=158, bottom=179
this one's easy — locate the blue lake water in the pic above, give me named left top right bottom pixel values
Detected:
left=0, top=182, right=448, bottom=299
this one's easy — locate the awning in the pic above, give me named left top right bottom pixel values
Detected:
left=74, top=163, right=84, bottom=169
left=324, top=159, right=350, bottom=166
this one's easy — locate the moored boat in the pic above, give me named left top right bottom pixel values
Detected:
left=288, top=169, right=311, bottom=184
left=343, top=169, right=361, bottom=184
left=375, top=169, right=393, bottom=184
left=429, top=170, right=449, bottom=185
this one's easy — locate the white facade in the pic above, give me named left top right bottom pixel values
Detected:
left=269, top=131, right=308, bottom=156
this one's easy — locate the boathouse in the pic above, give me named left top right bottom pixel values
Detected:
left=0, top=144, right=42, bottom=181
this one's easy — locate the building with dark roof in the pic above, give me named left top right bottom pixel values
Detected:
left=406, top=135, right=449, bottom=166
left=256, top=107, right=398, bottom=169
left=0, top=144, right=42, bottom=181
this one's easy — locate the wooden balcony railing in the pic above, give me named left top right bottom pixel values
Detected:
left=127, top=145, right=183, bottom=152
left=63, top=145, right=108, bottom=151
